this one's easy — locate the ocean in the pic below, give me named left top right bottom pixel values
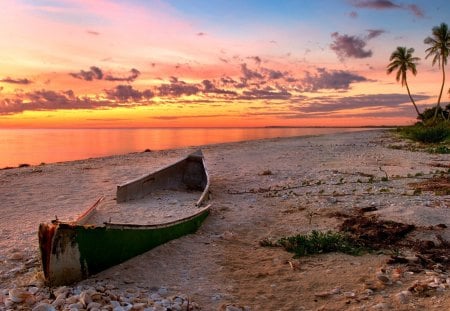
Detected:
left=0, top=127, right=374, bottom=168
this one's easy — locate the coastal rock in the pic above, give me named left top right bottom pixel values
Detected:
left=32, top=303, right=57, bottom=311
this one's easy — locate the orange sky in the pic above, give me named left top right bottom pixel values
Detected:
left=0, top=0, right=448, bottom=128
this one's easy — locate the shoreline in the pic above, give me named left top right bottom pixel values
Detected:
left=1, top=129, right=449, bottom=310
left=0, top=127, right=381, bottom=169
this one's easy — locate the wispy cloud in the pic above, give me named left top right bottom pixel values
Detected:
left=290, top=93, right=431, bottom=117
left=86, top=30, right=100, bottom=36
left=406, top=4, right=424, bottom=18
left=70, top=67, right=140, bottom=82
left=239, top=88, right=292, bottom=100
left=366, top=29, right=386, bottom=39
left=350, top=0, right=401, bottom=9
left=150, top=114, right=227, bottom=120
left=0, top=77, right=33, bottom=85
left=70, top=66, right=103, bottom=81
left=105, top=68, right=140, bottom=82
left=247, top=56, right=262, bottom=65
left=0, top=89, right=117, bottom=115
left=349, top=0, right=425, bottom=17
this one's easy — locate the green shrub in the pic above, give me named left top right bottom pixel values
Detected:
left=429, top=145, right=450, bottom=154
left=276, top=230, right=364, bottom=257
left=400, top=123, right=450, bottom=143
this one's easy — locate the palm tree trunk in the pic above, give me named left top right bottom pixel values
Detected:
left=405, top=79, right=420, bottom=116
left=433, top=58, right=446, bottom=120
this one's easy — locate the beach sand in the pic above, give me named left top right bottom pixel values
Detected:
left=1, top=129, right=449, bottom=310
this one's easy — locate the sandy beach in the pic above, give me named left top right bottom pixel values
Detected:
left=1, top=129, right=449, bottom=310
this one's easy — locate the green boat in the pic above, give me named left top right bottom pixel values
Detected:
left=38, top=150, right=211, bottom=286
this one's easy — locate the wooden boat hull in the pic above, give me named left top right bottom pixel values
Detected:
left=39, top=150, right=211, bottom=285
left=39, top=207, right=209, bottom=285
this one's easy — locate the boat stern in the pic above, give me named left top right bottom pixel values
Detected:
left=38, top=222, right=85, bottom=286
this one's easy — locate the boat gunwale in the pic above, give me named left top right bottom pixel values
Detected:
left=56, top=204, right=211, bottom=230
left=116, top=149, right=210, bottom=207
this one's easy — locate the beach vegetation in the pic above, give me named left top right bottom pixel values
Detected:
left=409, top=172, right=450, bottom=195
left=429, top=145, right=450, bottom=154
left=398, top=122, right=450, bottom=143
left=424, top=22, right=450, bottom=121
left=276, top=230, right=365, bottom=257
left=387, top=46, right=421, bottom=116
left=419, top=105, right=450, bottom=123
left=413, top=189, right=422, bottom=195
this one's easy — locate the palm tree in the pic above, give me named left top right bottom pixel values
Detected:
left=387, top=47, right=421, bottom=116
left=424, top=22, right=450, bottom=120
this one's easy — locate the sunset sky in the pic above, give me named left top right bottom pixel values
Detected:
left=0, top=0, right=449, bottom=128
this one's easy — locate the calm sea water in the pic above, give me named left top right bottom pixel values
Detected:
left=0, top=127, right=372, bottom=168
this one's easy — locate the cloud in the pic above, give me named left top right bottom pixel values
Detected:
left=87, top=30, right=100, bottom=35
left=151, top=114, right=227, bottom=120
left=349, top=11, right=358, bottom=18
left=0, top=84, right=157, bottom=115
left=201, top=80, right=237, bottom=95
left=366, top=29, right=385, bottom=39
left=220, top=76, right=237, bottom=85
left=105, top=68, right=140, bottom=82
left=70, top=67, right=140, bottom=82
left=238, top=88, right=292, bottom=100
left=262, top=68, right=285, bottom=80
left=158, top=77, right=200, bottom=97
left=236, top=64, right=295, bottom=88
left=240, top=63, right=263, bottom=80
left=301, top=68, right=367, bottom=91
left=247, top=56, right=262, bottom=65
left=70, top=66, right=103, bottom=81
left=0, top=89, right=118, bottom=115
left=406, top=4, right=424, bottom=17
left=349, top=0, right=424, bottom=17
left=288, top=93, right=431, bottom=118
left=196, top=32, right=206, bottom=36
left=105, top=85, right=154, bottom=101
left=330, top=32, right=372, bottom=60
left=0, top=77, right=33, bottom=85
left=350, top=0, right=400, bottom=9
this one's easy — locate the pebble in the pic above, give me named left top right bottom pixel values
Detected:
left=32, top=302, right=56, bottom=311
left=0, top=284, right=201, bottom=310
left=371, top=302, right=389, bottom=310
left=394, top=290, right=411, bottom=304
left=9, top=251, right=24, bottom=261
